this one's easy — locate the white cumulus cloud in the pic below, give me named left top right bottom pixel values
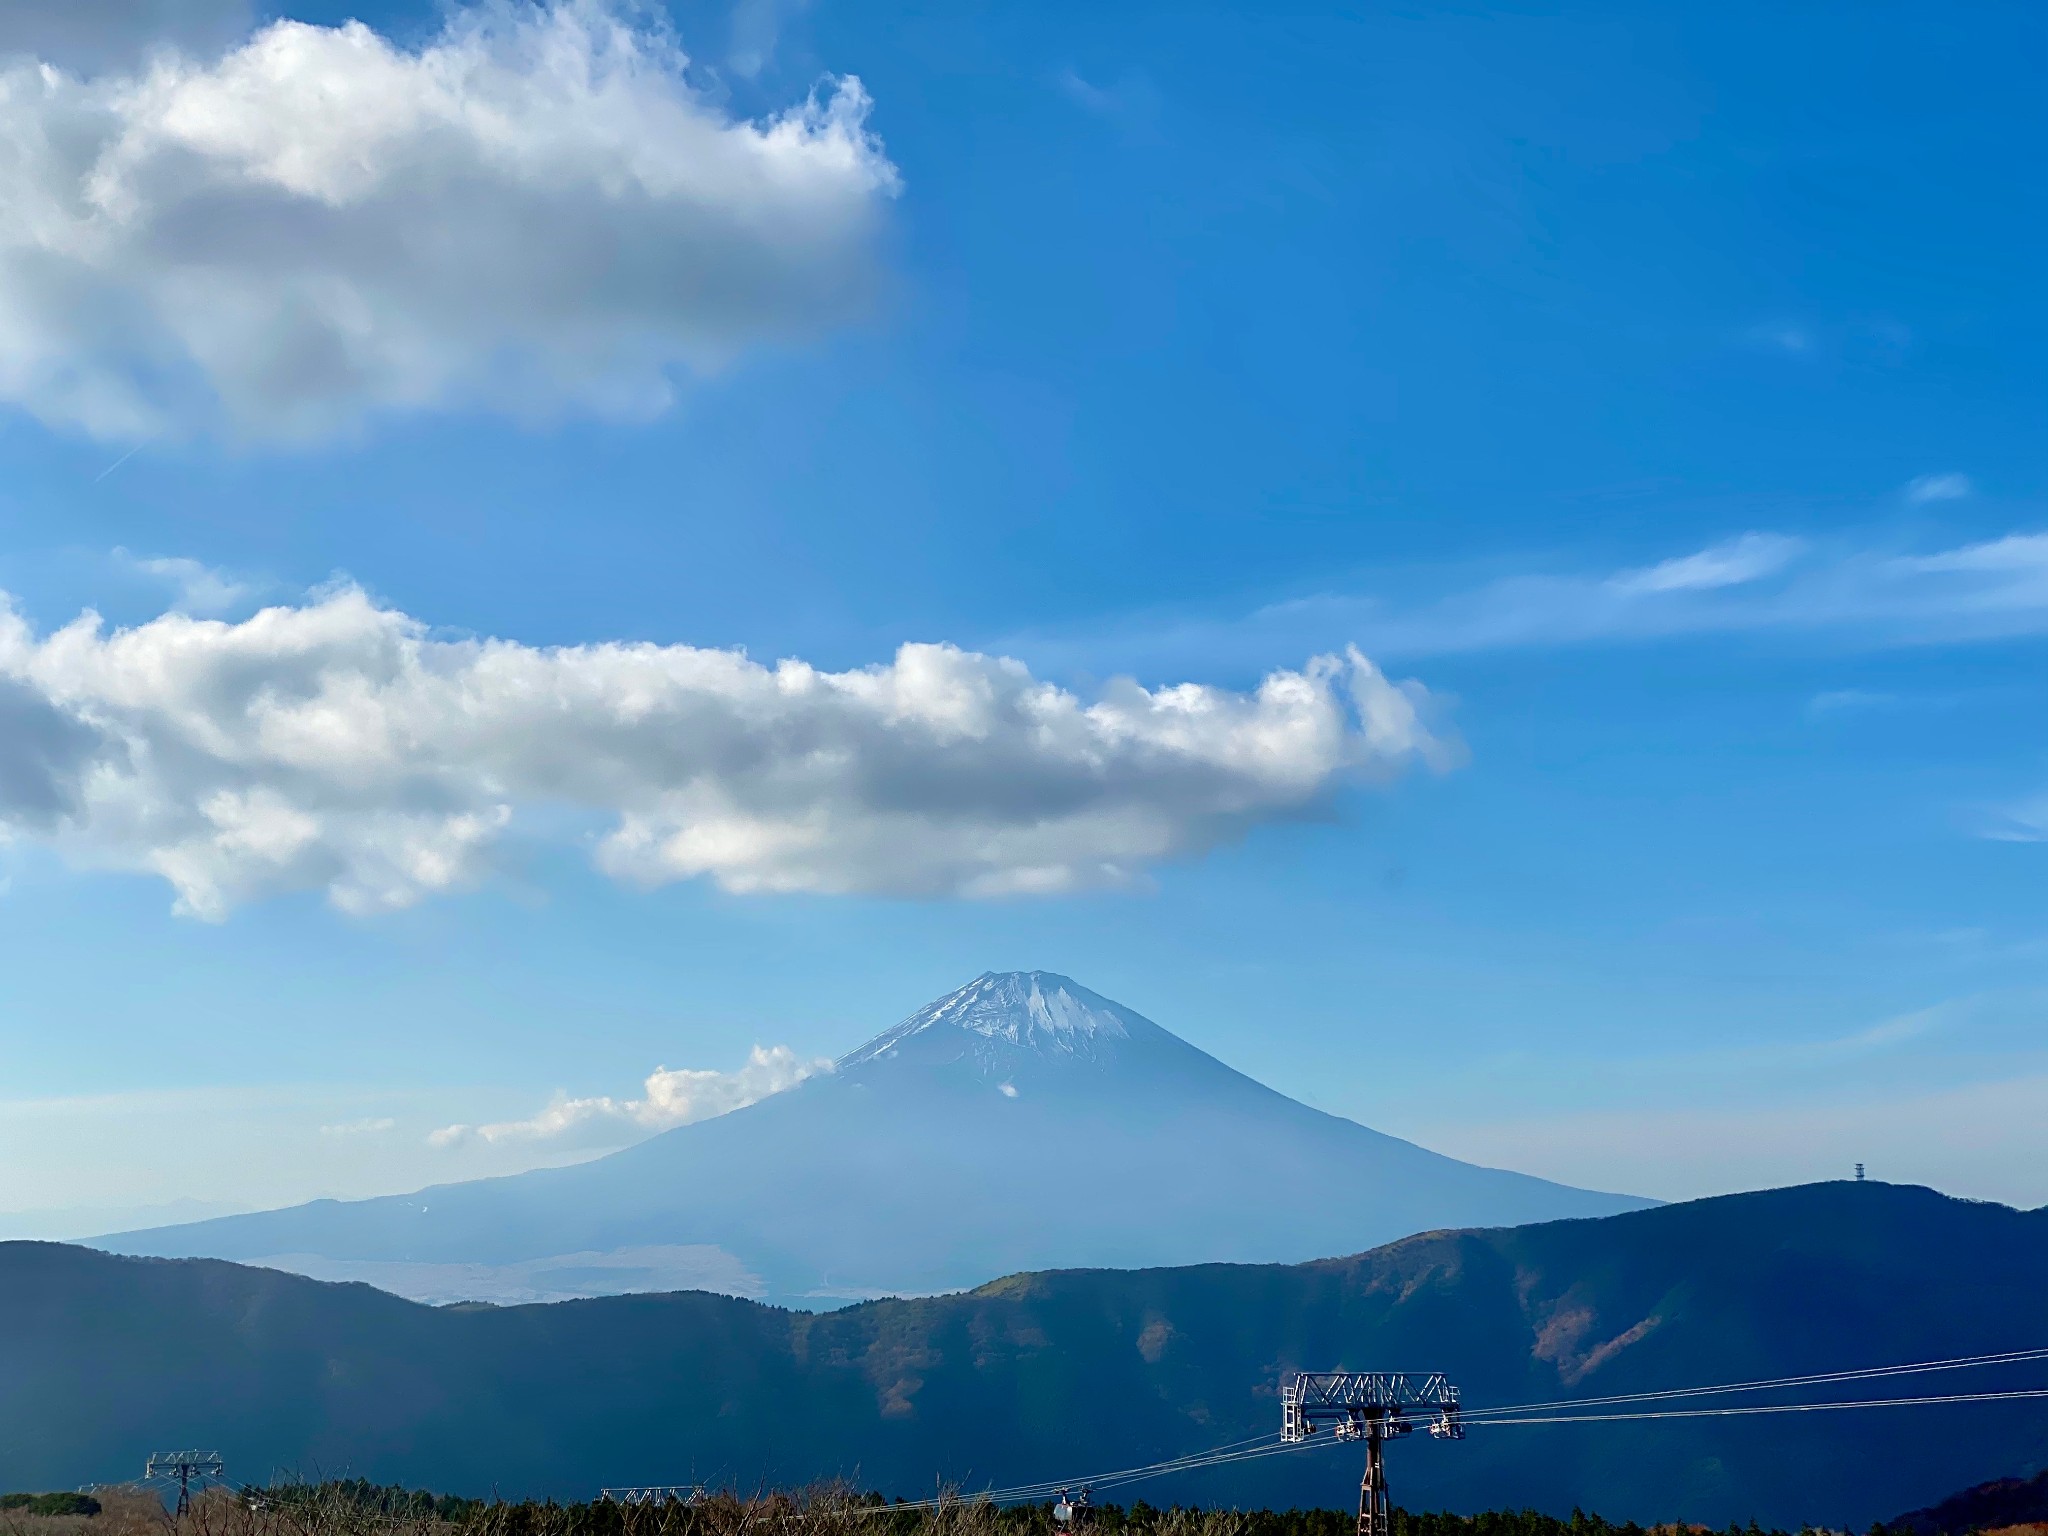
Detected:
left=431, top=1044, right=829, bottom=1149
left=0, top=583, right=1449, bottom=918
left=0, top=0, right=898, bottom=442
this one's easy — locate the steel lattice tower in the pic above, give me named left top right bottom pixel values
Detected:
left=143, top=1453, right=225, bottom=1517
left=1281, top=1373, right=1463, bottom=1536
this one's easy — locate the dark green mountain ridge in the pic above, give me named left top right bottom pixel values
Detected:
left=11, top=1183, right=2046, bottom=1530
left=1889, top=1467, right=2048, bottom=1536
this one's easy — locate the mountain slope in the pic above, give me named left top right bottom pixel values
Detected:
left=19, top=1183, right=2048, bottom=1527
left=1890, top=1469, right=2048, bottom=1536
left=102, top=972, right=1644, bottom=1306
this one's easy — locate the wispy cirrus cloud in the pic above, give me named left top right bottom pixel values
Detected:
left=1738, top=317, right=1912, bottom=366
left=1037, top=521, right=2048, bottom=672
left=1977, top=797, right=2048, bottom=845
left=1349, top=527, right=2048, bottom=655
left=1055, top=67, right=1162, bottom=136
left=1906, top=472, right=1974, bottom=504
left=111, top=550, right=253, bottom=615
left=1741, top=321, right=1813, bottom=356
left=1232, top=531, right=1827, bottom=657
left=1603, top=531, right=1803, bottom=596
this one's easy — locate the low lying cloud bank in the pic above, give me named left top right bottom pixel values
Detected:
left=431, top=1045, right=831, bottom=1150
left=0, top=584, right=1450, bottom=917
left=0, top=0, right=897, bottom=441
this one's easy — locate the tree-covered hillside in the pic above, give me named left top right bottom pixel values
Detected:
left=6, top=1183, right=2045, bottom=1530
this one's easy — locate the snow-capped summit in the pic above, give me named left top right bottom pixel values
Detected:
left=839, top=971, right=1139, bottom=1075
left=104, top=969, right=1651, bottom=1308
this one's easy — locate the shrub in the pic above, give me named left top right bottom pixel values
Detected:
left=0, top=1493, right=101, bottom=1518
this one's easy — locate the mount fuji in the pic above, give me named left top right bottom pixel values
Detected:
left=101, top=972, right=1649, bottom=1306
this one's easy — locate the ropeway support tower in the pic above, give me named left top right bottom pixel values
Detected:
left=142, top=1452, right=226, bottom=1517
left=600, top=1487, right=706, bottom=1508
left=1281, top=1373, right=1463, bottom=1536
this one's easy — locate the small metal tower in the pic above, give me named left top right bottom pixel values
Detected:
left=599, top=1487, right=706, bottom=1508
left=1282, top=1373, right=1463, bottom=1536
left=143, top=1452, right=225, bottom=1517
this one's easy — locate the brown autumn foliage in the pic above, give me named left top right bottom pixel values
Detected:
left=0, top=1488, right=1106, bottom=1536
left=0, top=1483, right=1820, bottom=1536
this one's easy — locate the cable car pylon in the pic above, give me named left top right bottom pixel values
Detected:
left=1281, top=1373, right=1463, bottom=1536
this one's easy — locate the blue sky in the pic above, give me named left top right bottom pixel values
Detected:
left=0, top=0, right=2043, bottom=1232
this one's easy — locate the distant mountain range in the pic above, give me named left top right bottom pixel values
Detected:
left=12, top=1182, right=2048, bottom=1527
left=1890, top=1467, right=2048, bottom=1536
left=99, top=971, right=1644, bottom=1306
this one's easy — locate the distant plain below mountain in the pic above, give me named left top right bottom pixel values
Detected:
left=100, top=971, right=1646, bottom=1306
left=11, top=1183, right=2048, bottom=1529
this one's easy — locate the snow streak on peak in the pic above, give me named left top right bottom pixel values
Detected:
left=927, top=971, right=1132, bottom=1045
left=839, top=971, right=1139, bottom=1071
